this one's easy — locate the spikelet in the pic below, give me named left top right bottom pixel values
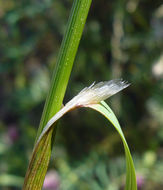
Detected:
left=66, top=79, right=130, bottom=107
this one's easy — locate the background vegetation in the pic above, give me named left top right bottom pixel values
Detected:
left=0, top=0, right=163, bottom=189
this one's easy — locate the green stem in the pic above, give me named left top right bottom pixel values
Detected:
left=23, top=0, right=92, bottom=189
left=36, top=0, right=92, bottom=139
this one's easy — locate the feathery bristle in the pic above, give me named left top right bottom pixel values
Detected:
left=66, top=79, right=130, bottom=107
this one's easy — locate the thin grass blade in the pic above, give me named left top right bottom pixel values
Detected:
left=88, top=101, right=137, bottom=190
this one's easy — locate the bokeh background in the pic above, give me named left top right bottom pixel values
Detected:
left=0, top=0, right=163, bottom=189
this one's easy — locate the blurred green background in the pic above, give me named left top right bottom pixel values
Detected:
left=0, top=0, right=163, bottom=189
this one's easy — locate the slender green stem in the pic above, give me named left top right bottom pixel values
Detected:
left=36, top=0, right=92, bottom=139
left=23, top=0, right=92, bottom=189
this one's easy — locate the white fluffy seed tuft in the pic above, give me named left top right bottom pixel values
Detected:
left=66, top=79, right=130, bottom=107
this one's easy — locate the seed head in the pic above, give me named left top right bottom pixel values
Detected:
left=66, top=79, right=130, bottom=107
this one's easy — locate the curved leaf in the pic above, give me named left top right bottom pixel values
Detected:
left=88, top=101, right=137, bottom=190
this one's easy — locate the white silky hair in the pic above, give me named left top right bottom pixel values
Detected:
left=66, top=79, right=130, bottom=107
left=36, top=79, right=129, bottom=145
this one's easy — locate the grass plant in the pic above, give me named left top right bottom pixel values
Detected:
left=23, top=1, right=137, bottom=190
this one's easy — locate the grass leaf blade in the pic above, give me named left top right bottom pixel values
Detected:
left=88, top=101, right=137, bottom=190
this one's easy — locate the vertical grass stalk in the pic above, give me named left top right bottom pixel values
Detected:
left=23, top=0, right=92, bottom=189
left=37, top=0, right=92, bottom=139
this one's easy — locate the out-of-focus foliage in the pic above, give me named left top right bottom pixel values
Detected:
left=0, top=0, right=163, bottom=189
